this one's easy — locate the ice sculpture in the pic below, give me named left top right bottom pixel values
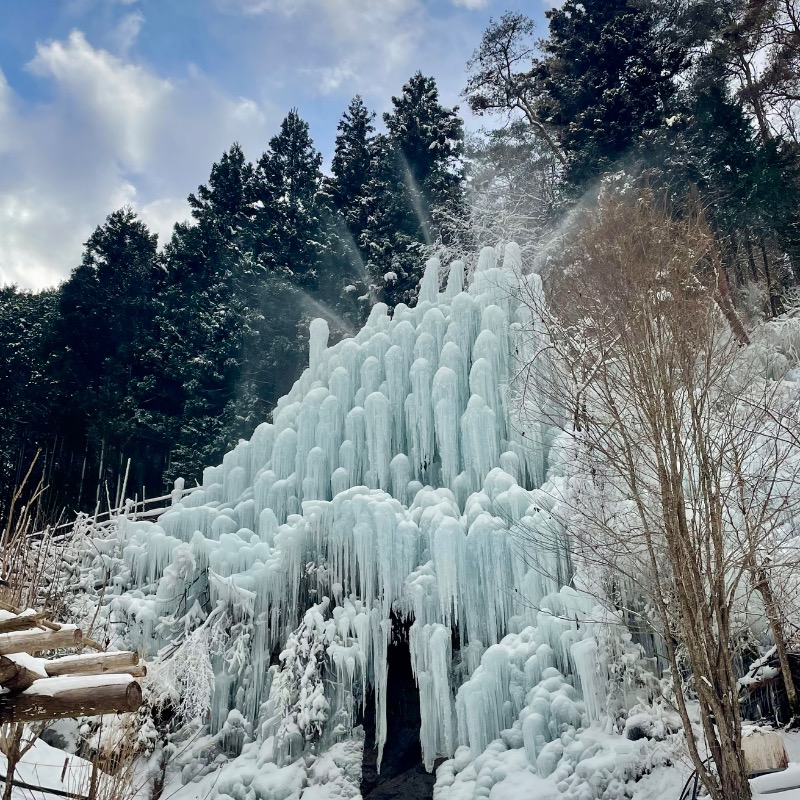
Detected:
left=104, top=244, right=618, bottom=779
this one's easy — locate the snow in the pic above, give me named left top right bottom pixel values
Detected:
left=24, top=673, right=133, bottom=697
left=752, top=764, right=800, bottom=793
left=0, top=738, right=94, bottom=800
left=6, top=651, right=48, bottom=677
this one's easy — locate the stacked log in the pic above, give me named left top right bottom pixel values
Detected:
left=0, top=608, right=143, bottom=723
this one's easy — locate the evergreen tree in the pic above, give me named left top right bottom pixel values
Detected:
left=54, top=208, right=163, bottom=506
left=328, top=95, right=376, bottom=227
left=317, top=96, right=377, bottom=329
left=251, top=110, right=326, bottom=285
left=188, top=142, right=256, bottom=236
left=538, top=0, right=686, bottom=189
left=0, top=286, right=60, bottom=518
left=155, top=143, right=258, bottom=484
left=362, top=73, right=466, bottom=307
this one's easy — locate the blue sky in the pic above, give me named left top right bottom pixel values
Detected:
left=0, top=0, right=554, bottom=290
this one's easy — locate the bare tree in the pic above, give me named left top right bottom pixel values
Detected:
left=714, top=0, right=800, bottom=145
left=430, top=127, right=563, bottom=272
left=514, top=192, right=800, bottom=800
left=463, top=13, right=567, bottom=166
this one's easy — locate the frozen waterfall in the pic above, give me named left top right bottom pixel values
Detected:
left=104, top=243, right=627, bottom=778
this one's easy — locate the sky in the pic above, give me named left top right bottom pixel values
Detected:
left=0, top=0, right=555, bottom=291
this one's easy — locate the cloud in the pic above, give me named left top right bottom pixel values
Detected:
left=110, top=10, right=145, bottom=55
left=217, top=0, right=425, bottom=100
left=215, top=0, right=304, bottom=14
left=28, top=30, right=173, bottom=171
left=0, top=32, right=278, bottom=291
left=451, top=0, right=489, bottom=8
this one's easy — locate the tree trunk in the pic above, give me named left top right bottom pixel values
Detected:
left=1, top=724, right=23, bottom=800
left=715, top=739, right=753, bottom=800
left=714, top=267, right=751, bottom=344
left=755, top=567, right=800, bottom=722
left=759, top=237, right=782, bottom=318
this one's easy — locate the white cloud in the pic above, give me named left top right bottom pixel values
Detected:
left=29, top=31, right=173, bottom=171
left=0, top=34, right=278, bottom=291
left=111, top=10, right=145, bottom=55
left=451, top=0, right=489, bottom=8
left=218, top=0, right=424, bottom=100
left=216, top=0, right=304, bottom=14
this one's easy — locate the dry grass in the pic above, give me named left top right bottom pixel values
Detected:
left=76, top=716, right=147, bottom=800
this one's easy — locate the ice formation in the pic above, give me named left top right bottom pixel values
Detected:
left=95, top=244, right=657, bottom=799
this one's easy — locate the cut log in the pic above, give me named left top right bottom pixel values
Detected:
left=0, top=654, right=47, bottom=692
left=0, top=627, right=82, bottom=655
left=0, top=615, right=46, bottom=635
left=0, top=676, right=142, bottom=723
left=45, top=651, right=139, bottom=677
left=0, top=656, right=44, bottom=692
left=742, top=730, right=789, bottom=774
left=0, top=658, right=17, bottom=685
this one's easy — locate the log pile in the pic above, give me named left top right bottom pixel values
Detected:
left=0, top=608, right=143, bottom=724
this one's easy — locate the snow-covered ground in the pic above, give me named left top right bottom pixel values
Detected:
left=0, top=739, right=93, bottom=800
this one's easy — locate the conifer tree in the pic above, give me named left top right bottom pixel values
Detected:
left=155, top=144, right=260, bottom=484
left=188, top=142, right=256, bottom=238
left=328, top=95, right=376, bottom=228
left=362, top=73, right=465, bottom=307
left=538, top=0, right=685, bottom=189
left=252, top=110, right=326, bottom=286
left=318, top=96, right=377, bottom=327
left=55, top=208, right=163, bottom=504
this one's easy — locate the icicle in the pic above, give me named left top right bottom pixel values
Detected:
left=460, top=396, right=500, bottom=493
left=432, top=367, right=460, bottom=489
left=445, top=259, right=465, bottom=298
left=384, top=345, right=409, bottom=455
left=344, top=407, right=367, bottom=486
left=414, top=332, right=439, bottom=373
left=419, top=258, right=440, bottom=305
left=407, top=358, right=434, bottom=481
left=447, top=293, right=480, bottom=365
left=309, top=318, right=329, bottom=379
left=475, top=246, right=497, bottom=274
left=365, top=392, right=391, bottom=491
left=272, top=428, right=298, bottom=480
left=390, top=453, right=412, bottom=506
left=360, top=356, right=382, bottom=395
